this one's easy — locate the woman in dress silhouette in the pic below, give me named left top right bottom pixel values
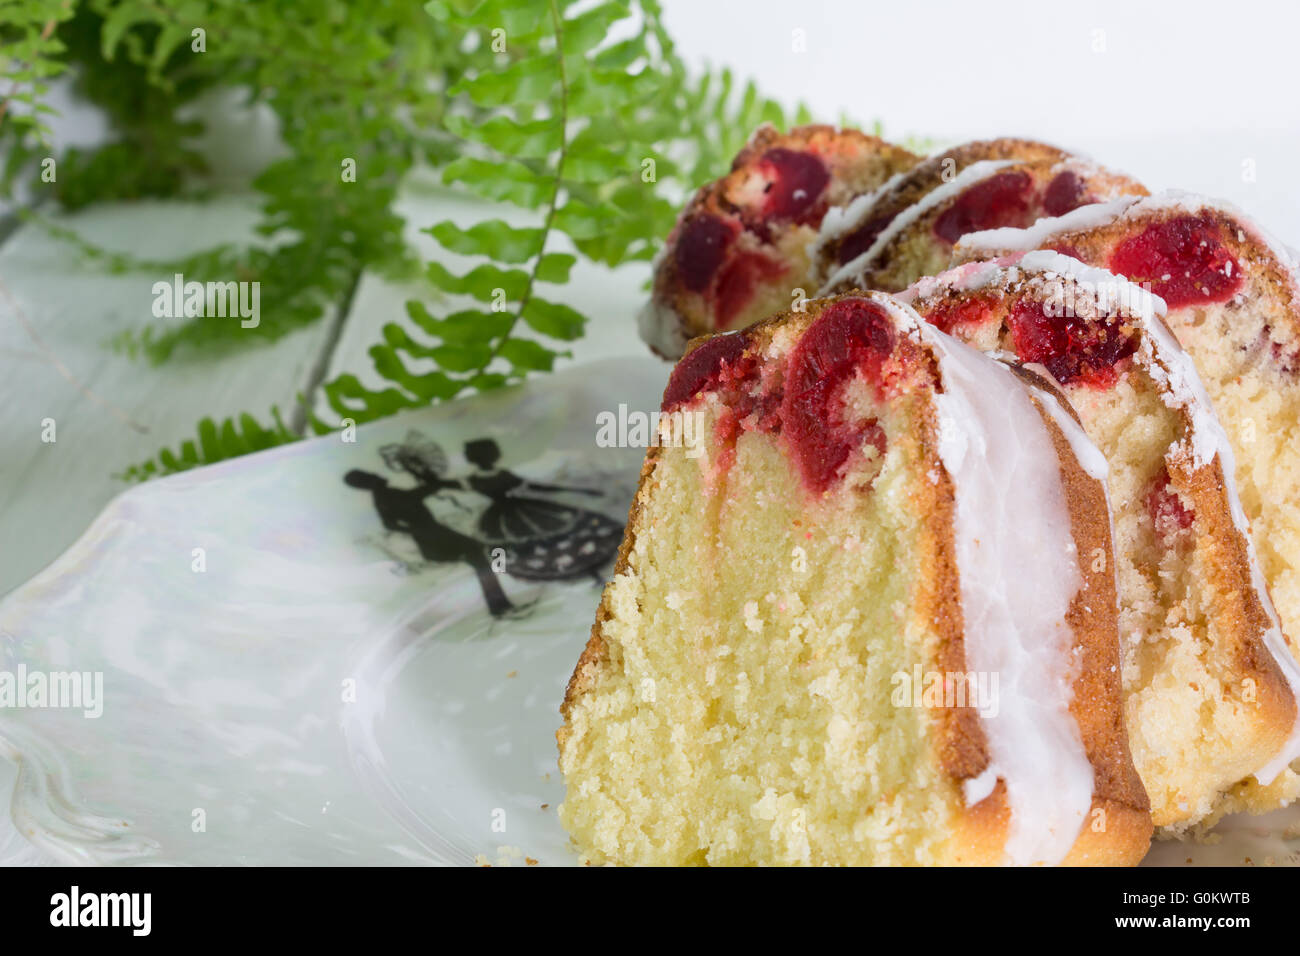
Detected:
left=462, top=438, right=622, bottom=581
left=344, top=447, right=520, bottom=618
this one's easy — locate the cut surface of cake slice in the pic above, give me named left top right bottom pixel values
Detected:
left=899, top=252, right=1300, bottom=828
left=814, top=138, right=1146, bottom=296
left=954, top=194, right=1300, bottom=708
left=638, top=124, right=918, bottom=358
left=559, top=291, right=1151, bottom=865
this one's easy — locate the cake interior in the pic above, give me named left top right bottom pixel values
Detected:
left=1164, top=293, right=1300, bottom=658
left=1070, top=377, right=1285, bottom=826
left=1163, top=289, right=1300, bottom=815
left=559, top=361, right=964, bottom=865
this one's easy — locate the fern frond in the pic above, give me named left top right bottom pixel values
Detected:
left=17, top=0, right=858, bottom=481
left=118, top=406, right=296, bottom=482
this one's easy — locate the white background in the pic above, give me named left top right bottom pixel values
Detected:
left=660, top=0, right=1300, bottom=239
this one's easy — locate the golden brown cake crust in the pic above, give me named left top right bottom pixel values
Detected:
left=1021, top=369, right=1153, bottom=861
left=909, top=398, right=990, bottom=785
left=1171, top=448, right=1297, bottom=739
left=558, top=445, right=659, bottom=727
left=562, top=292, right=1149, bottom=864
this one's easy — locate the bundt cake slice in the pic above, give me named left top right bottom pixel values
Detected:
left=955, top=194, right=1300, bottom=694
left=814, top=138, right=1146, bottom=296
left=559, top=292, right=1152, bottom=865
left=638, top=124, right=918, bottom=358
left=899, top=252, right=1300, bottom=828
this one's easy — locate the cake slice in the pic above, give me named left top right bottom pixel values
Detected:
left=814, top=139, right=1146, bottom=296
left=954, top=194, right=1300, bottom=687
left=559, top=292, right=1151, bottom=865
left=638, top=124, right=918, bottom=358
left=899, top=252, right=1300, bottom=828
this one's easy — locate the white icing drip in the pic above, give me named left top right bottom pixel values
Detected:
left=955, top=195, right=1144, bottom=255
left=1016, top=249, right=1166, bottom=323
left=897, top=299, right=1093, bottom=866
left=818, top=161, right=1016, bottom=295
left=896, top=259, right=1010, bottom=305
left=1010, top=361, right=1124, bottom=645
left=636, top=297, right=690, bottom=361
left=808, top=167, right=910, bottom=262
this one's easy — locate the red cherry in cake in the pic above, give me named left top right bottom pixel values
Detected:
left=1042, top=171, right=1089, bottom=217
left=713, top=250, right=787, bottom=330
left=920, top=295, right=1000, bottom=336
left=782, top=298, right=894, bottom=493
left=661, top=330, right=753, bottom=410
left=758, top=148, right=831, bottom=223
left=1107, top=215, right=1244, bottom=309
left=1005, top=297, right=1138, bottom=389
left=674, top=213, right=737, bottom=293
left=1147, top=469, right=1195, bottom=541
left=933, top=171, right=1036, bottom=244
left=836, top=212, right=896, bottom=265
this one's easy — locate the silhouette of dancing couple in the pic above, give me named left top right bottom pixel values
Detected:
left=345, top=435, right=622, bottom=618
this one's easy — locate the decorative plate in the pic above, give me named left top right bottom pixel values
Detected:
left=0, top=358, right=663, bottom=866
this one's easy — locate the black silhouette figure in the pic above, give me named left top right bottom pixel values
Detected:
left=344, top=466, right=521, bottom=619
left=463, top=438, right=622, bottom=581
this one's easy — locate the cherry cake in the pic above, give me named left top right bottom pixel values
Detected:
left=639, top=124, right=918, bottom=358
left=900, top=251, right=1300, bottom=830
left=815, top=138, right=1146, bottom=296
left=560, top=292, right=1151, bottom=865
left=956, top=194, right=1300, bottom=717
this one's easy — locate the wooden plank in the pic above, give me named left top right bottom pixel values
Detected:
left=0, top=196, right=341, bottom=595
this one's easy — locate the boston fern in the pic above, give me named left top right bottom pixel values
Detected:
left=1, top=0, right=812, bottom=479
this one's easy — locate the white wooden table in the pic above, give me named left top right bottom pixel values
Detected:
left=0, top=180, right=655, bottom=864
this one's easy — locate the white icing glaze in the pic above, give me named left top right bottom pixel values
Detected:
left=1009, top=360, right=1124, bottom=644
left=808, top=168, right=910, bottom=258
left=811, top=149, right=1116, bottom=267
left=896, top=259, right=1010, bottom=304
left=955, top=195, right=1144, bottom=256
left=870, top=294, right=1095, bottom=865
left=1016, top=249, right=1165, bottom=324
left=818, top=161, right=1016, bottom=296
left=636, top=296, right=691, bottom=361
